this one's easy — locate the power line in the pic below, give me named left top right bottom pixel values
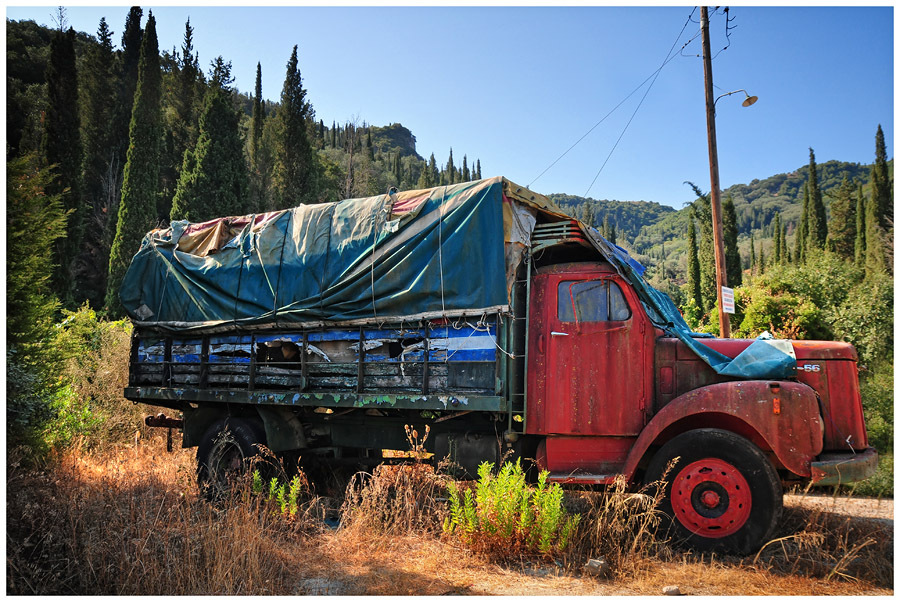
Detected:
left=583, top=11, right=698, bottom=197
left=528, top=8, right=699, bottom=192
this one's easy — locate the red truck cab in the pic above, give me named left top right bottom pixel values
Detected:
left=525, top=261, right=876, bottom=554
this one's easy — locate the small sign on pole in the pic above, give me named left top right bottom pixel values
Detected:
left=722, top=286, right=735, bottom=314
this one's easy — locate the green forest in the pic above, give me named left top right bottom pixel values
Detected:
left=6, top=11, right=893, bottom=494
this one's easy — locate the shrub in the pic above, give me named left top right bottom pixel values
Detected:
left=342, top=462, right=448, bottom=535
left=829, top=272, right=893, bottom=366
left=442, top=460, right=581, bottom=559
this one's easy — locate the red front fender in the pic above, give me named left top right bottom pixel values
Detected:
left=622, top=380, right=824, bottom=480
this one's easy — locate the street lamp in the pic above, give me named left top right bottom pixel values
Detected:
left=700, top=7, right=758, bottom=338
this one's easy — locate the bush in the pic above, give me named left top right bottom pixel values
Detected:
left=829, top=272, right=893, bottom=366
left=442, top=460, right=580, bottom=559
left=850, top=453, right=893, bottom=498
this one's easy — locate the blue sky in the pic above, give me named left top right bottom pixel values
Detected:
left=7, top=5, right=894, bottom=209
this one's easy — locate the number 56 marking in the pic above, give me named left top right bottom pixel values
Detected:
left=799, top=364, right=821, bottom=372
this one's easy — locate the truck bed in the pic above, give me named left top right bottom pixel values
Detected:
left=126, top=317, right=509, bottom=413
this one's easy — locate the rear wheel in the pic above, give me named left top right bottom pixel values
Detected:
left=196, top=417, right=267, bottom=501
left=645, top=429, right=782, bottom=555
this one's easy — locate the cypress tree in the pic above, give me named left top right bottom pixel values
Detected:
left=462, top=155, right=470, bottom=181
left=43, top=26, right=83, bottom=304
left=795, top=182, right=809, bottom=262
left=688, top=185, right=716, bottom=313
left=723, top=196, right=741, bottom=286
left=170, top=62, right=250, bottom=223
left=446, top=148, right=455, bottom=184
left=429, top=153, right=439, bottom=186
left=826, top=176, right=856, bottom=260
left=855, top=181, right=867, bottom=267
left=78, top=17, right=118, bottom=308
left=106, top=12, right=162, bottom=316
left=781, top=222, right=790, bottom=263
left=331, top=120, right=336, bottom=148
left=686, top=213, right=702, bottom=311
left=872, top=124, right=892, bottom=229
left=773, top=212, right=782, bottom=264
left=249, top=62, right=267, bottom=212
left=806, top=148, right=828, bottom=250
left=393, top=153, right=402, bottom=187
left=273, top=45, right=316, bottom=206
left=749, top=233, right=756, bottom=278
left=866, top=170, right=888, bottom=277
left=112, top=7, right=144, bottom=171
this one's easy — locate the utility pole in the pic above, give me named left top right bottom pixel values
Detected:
left=701, top=6, right=731, bottom=338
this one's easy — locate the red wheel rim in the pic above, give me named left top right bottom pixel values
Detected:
left=670, top=458, right=752, bottom=538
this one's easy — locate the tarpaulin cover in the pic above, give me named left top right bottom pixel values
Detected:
left=121, top=177, right=548, bottom=331
left=120, top=176, right=795, bottom=380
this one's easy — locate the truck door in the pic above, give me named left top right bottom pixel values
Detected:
left=527, top=270, right=653, bottom=437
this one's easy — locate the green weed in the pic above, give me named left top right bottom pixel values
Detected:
left=443, top=460, right=581, bottom=558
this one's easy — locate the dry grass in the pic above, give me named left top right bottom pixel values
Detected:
left=6, top=436, right=893, bottom=596
left=564, top=475, right=674, bottom=577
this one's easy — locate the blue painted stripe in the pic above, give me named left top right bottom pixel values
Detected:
left=209, top=355, right=251, bottom=364
left=172, top=354, right=201, bottom=363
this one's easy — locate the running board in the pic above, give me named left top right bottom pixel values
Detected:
left=547, top=472, right=620, bottom=485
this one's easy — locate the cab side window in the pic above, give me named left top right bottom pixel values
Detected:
left=558, top=279, right=631, bottom=323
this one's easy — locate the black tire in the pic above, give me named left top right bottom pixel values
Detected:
left=196, top=417, right=266, bottom=501
left=645, top=428, right=783, bottom=555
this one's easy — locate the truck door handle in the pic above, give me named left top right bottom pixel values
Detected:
left=550, top=331, right=569, bottom=336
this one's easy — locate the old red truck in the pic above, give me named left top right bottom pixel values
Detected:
left=122, top=177, right=876, bottom=554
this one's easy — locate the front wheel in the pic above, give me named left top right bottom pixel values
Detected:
left=645, top=429, right=782, bottom=555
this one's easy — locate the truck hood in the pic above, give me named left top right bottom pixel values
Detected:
left=692, top=338, right=857, bottom=362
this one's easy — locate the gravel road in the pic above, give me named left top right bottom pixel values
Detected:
left=784, top=493, right=894, bottom=524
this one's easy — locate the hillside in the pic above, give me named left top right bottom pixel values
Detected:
left=552, top=158, right=887, bottom=292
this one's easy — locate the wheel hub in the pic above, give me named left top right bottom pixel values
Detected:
left=700, top=490, right=721, bottom=508
left=671, top=458, right=752, bottom=538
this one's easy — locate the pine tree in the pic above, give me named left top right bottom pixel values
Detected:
left=806, top=148, right=828, bottom=250
left=77, top=17, right=119, bottom=308
left=273, top=45, right=316, bottom=206
left=43, top=26, right=83, bottom=304
left=170, top=61, right=250, bottom=223
left=855, top=181, right=867, bottom=267
left=686, top=213, right=702, bottom=311
left=7, top=155, right=68, bottom=361
left=106, top=12, right=162, bottom=316
left=826, top=176, right=856, bottom=260
left=723, top=196, right=741, bottom=287
left=773, top=212, right=782, bottom=264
